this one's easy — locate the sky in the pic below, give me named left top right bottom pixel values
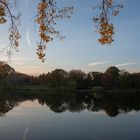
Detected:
left=0, top=0, right=140, bottom=75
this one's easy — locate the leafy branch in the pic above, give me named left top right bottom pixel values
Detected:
left=35, top=0, right=73, bottom=62
left=0, top=0, right=21, bottom=57
left=93, top=0, right=123, bottom=45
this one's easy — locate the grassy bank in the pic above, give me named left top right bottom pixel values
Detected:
left=0, top=85, right=139, bottom=95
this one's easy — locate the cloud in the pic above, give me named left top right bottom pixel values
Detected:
left=25, top=66, right=40, bottom=69
left=9, top=57, right=31, bottom=66
left=88, top=61, right=110, bottom=67
left=12, top=61, right=23, bottom=66
left=11, top=57, right=29, bottom=61
left=26, top=29, right=32, bottom=48
left=115, top=62, right=136, bottom=67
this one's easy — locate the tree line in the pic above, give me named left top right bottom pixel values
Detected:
left=0, top=61, right=140, bottom=90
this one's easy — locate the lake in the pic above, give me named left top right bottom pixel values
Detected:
left=0, top=91, right=140, bottom=140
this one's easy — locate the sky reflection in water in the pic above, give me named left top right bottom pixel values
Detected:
left=0, top=92, right=140, bottom=140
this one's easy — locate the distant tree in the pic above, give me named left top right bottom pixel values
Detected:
left=102, top=66, right=120, bottom=89
left=87, top=72, right=102, bottom=87
left=119, top=71, right=130, bottom=88
left=0, top=61, right=15, bottom=81
left=119, top=71, right=140, bottom=89
left=68, top=70, right=86, bottom=89
left=0, top=70, right=33, bottom=89
left=105, top=66, right=120, bottom=76
left=47, top=69, right=68, bottom=87
left=29, top=76, right=39, bottom=85
left=37, top=73, right=47, bottom=85
left=129, top=73, right=140, bottom=89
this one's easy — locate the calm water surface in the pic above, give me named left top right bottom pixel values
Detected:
left=0, top=91, right=140, bottom=140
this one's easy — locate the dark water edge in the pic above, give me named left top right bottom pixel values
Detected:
left=0, top=90, right=140, bottom=117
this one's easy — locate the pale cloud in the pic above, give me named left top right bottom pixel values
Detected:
left=11, top=57, right=30, bottom=61
left=12, top=61, right=24, bottom=66
left=115, top=62, right=136, bottom=67
left=0, top=56, right=30, bottom=62
left=15, top=66, right=42, bottom=75
left=88, top=61, right=110, bottom=67
left=26, top=29, right=32, bottom=48
left=9, top=57, right=31, bottom=66
left=25, top=66, right=41, bottom=69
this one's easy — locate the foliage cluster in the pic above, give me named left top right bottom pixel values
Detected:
left=93, top=0, right=123, bottom=45
left=35, top=0, right=73, bottom=61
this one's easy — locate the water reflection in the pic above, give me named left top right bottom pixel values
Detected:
left=0, top=91, right=140, bottom=117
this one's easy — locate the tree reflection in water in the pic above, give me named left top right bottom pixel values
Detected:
left=0, top=91, right=140, bottom=117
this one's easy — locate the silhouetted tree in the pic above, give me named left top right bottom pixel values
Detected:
left=47, top=69, right=68, bottom=87
left=87, top=72, right=102, bottom=87
left=68, top=70, right=86, bottom=89
left=102, top=66, right=120, bottom=89
left=0, top=61, right=15, bottom=82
